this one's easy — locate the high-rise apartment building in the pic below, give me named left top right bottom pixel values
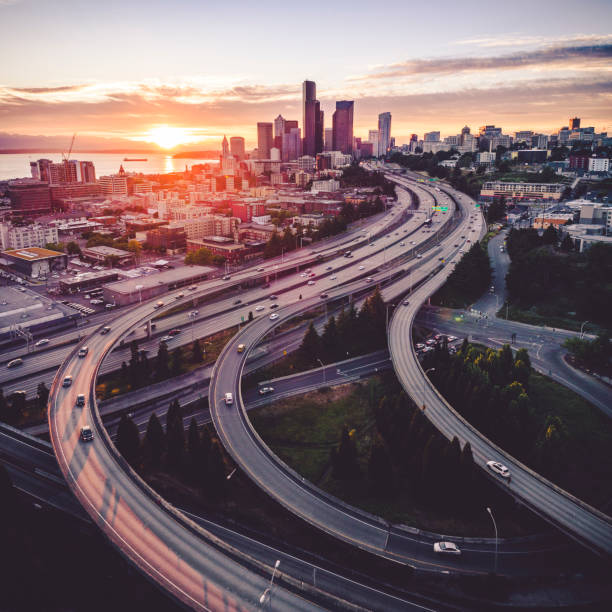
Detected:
left=257, top=122, right=273, bottom=159
left=316, top=107, right=324, bottom=155
left=99, top=173, right=128, bottom=196
left=570, top=116, right=581, bottom=130
left=377, top=112, right=392, bottom=157
left=424, top=131, right=441, bottom=142
left=332, top=101, right=354, bottom=155
left=368, top=130, right=380, bottom=158
left=221, top=135, right=230, bottom=158
left=302, top=80, right=318, bottom=157
left=230, top=137, right=245, bottom=160
left=79, top=161, right=96, bottom=183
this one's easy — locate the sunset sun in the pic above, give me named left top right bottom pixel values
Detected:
left=147, top=125, right=192, bottom=149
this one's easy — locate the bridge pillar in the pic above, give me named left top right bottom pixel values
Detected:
left=146, top=320, right=152, bottom=339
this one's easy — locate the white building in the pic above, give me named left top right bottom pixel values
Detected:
left=311, top=178, right=340, bottom=194
left=297, top=156, right=316, bottom=172
left=368, top=130, right=380, bottom=158
left=98, top=174, right=128, bottom=196
left=588, top=157, right=610, bottom=173
left=0, top=222, right=59, bottom=250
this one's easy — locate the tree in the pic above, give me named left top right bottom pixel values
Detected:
left=321, top=316, right=339, bottom=362
left=332, top=426, right=361, bottom=479
left=166, top=399, right=184, bottom=470
left=143, top=413, right=165, bottom=467
left=44, top=242, right=65, bottom=252
left=185, top=247, right=214, bottom=266
left=192, top=339, right=203, bottom=363
left=186, top=418, right=201, bottom=481
left=36, top=382, right=49, bottom=413
left=66, top=241, right=81, bottom=256
left=207, top=441, right=226, bottom=497
left=560, top=234, right=574, bottom=252
left=9, top=391, right=26, bottom=422
left=298, top=322, right=321, bottom=367
left=116, top=414, right=140, bottom=467
left=368, top=435, right=394, bottom=495
left=542, top=224, right=558, bottom=246
left=171, top=346, right=183, bottom=376
left=156, top=340, right=170, bottom=380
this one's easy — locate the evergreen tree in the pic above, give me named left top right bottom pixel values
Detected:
left=116, top=414, right=141, bottom=467
left=156, top=340, right=170, bottom=380
left=166, top=399, right=184, bottom=470
left=9, top=392, right=26, bottom=422
left=560, top=234, right=574, bottom=252
left=144, top=413, right=165, bottom=467
left=171, top=346, right=183, bottom=376
left=187, top=418, right=201, bottom=481
left=298, top=322, right=321, bottom=367
left=542, top=224, right=558, bottom=246
left=368, top=435, right=394, bottom=495
left=332, top=426, right=361, bottom=480
left=321, top=316, right=339, bottom=362
left=36, top=382, right=49, bottom=412
left=207, top=441, right=226, bottom=497
left=192, top=340, right=203, bottom=363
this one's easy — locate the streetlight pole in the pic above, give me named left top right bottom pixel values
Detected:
left=486, top=507, right=498, bottom=575
left=259, top=560, right=281, bottom=606
left=316, top=358, right=326, bottom=384
left=580, top=321, right=589, bottom=339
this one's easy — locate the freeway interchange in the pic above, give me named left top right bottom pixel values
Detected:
left=17, top=171, right=611, bottom=609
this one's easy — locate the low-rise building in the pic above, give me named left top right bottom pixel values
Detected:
left=0, top=222, right=59, bottom=250
left=145, top=224, right=187, bottom=253
left=186, top=236, right=245, bottom=263
left=480, top=181, right=565, bottom=202
left=102, top=265, right=214, bottom=306
left=2, top=247, right=67, bottom=279
left=82, top=245, right=134, bottom=266
left=588, top=157, right=610, bottom=173
left=59, top=270, right=120, bottom=294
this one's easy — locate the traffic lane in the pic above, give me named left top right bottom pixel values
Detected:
left=390, top=291, right=612, bottom=558
left=0, top=193, right=419, bottom=389
left=51, top=337, right=321, bottom=611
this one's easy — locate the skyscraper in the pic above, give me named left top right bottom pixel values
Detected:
left=282, top=127, right=301, bottom=162
left=332, top=101, right=354, bottom=155
left=257, top=122, right=273, bottom=159
left=324, top=128, right=333, bottom=151
left=230, top=137, right=245, bottom=160
left=302, top=80, right=317, bottom=157
left=315, top=107, right=324, bottom=155
left=274, top=115, right=286, bottom=152
left=377, top=112, right=392, bottom=157
left=221, top=135, right=230, bottom=159
left=570, top=116, right=580, bottom=130
left=368, top=130, right=379, bottom=158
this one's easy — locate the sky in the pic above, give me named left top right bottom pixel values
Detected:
left=0, top=0, right=611, bottom=151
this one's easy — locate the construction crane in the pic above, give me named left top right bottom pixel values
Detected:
left=61, top=133, right=77, bottom=183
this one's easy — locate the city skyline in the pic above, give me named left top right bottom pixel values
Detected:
left=1, top=0, right=611, bottom=150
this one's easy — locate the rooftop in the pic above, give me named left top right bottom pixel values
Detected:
left=3, top=247, right=65, bottom=261
left=103, top=265, right=215, bottom=294
left=82, top=245, right=131, bottom=256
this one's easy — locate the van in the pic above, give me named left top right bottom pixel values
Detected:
left=76, top=394, right=85, bottom=407
left=78, top=346, right=89, bottom=358
left=224, top=393, right=233, bottom=405
left=7, top=358, right=23, bottom=368
left=63, top=375, right=73, bottom=387
left=237, top=344, right=246, bottom=353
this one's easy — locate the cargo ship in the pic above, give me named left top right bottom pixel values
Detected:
left=123, top=157, right=148, bottom=161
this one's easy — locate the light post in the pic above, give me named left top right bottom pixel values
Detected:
left=486, top=507, right=499, bottom=575
left=580, top=321, right=589, bottom=339
left=385, top=303, right=396, bottom=330
left=259, top=560, right=280, bottom=606
left=316, top=358, right=326, bottom=384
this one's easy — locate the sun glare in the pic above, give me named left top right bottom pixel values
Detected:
left=147, top=125, right=192, bottom=149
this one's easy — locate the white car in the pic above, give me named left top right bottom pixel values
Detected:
left=224, top=393, right=233, bottom=405
left=307, top=280, right=315, bottom=285
left=62, top=375, right=73, bottom=387
left=330, top=276, right=337, bottom=280
left=486, top=460, right=511, bottom=479
left=416, top=254, right=423, bottom=259
left=434, top=542, right=461, bottom=555
left=35, top=338, right=49, bottom=347
left=258, top=386, right=275, bottom=395
left=160, top=335, right=173, bottom=342
left=257, top=267, right=265, bottom=272
left=400, top=242, right=405, bottom=246
left=366, top=277, right=374, bottom=282
left=300, top=273, right=307, bottom=277
left=358, top=266, right=365, bottom=270
left=269, top=313, right=279, bottom=320
left=255, top=305, right=265, bottom=312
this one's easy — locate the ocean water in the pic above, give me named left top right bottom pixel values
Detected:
left=0, top=152, right=219, bottom=181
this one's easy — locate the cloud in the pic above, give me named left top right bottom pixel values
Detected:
left=350, top=43, right=612, bottom=81
left=454, top=33, right=612, bottom=49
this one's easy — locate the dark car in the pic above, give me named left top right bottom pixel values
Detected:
left=269, top=294, right=278, bottom=300
left=269, top=303, right=279, bottom=309
left=319, top=293, right=329, bottom=299
left=233, top=299, right=242, bottom=305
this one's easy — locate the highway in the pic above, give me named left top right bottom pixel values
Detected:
left=1, top=424, right=443, bottom=612
left=208, top=178, right=584, bottom=576
left=387, top=180, right=612, bottom=559
left=45, top=182, right=463, bottom=610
